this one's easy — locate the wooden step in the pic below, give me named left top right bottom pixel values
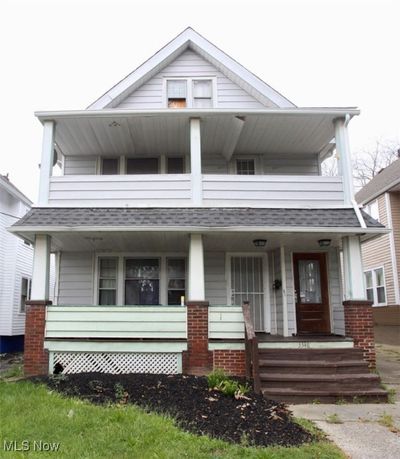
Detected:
left=259, top=359, right=370, bottom=374
left=260, top=372, right=380, bottom=390
left=262, top=387, right=389, bottom=404
left=258, top=348, right=364, bottom=361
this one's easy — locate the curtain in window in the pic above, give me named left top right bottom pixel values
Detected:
left=298, top=260, right=322, bottom=303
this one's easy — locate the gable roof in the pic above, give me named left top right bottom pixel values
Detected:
left=355, top=158, right=400, bottom=205
left=87, top=27, right=295, bottom=110
left=0, top=175, right=32, bottom=206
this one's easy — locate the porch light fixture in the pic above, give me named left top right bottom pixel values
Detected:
left=108, top=121, right=121, bottom=127
left=318, top=239, right=331, bottom=247
left=253, top=239, right=267, bottom=248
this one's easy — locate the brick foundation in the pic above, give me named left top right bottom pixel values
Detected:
left=183, top=301, right=212, bottom=372
left=213, top=350, right=246, bottom=376
left=24, top=300, right=51, bottom=376
left=343, top=300, right=376, bottom=368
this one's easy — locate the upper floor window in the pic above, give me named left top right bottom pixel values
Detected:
left=236, top=159, right=255, bottom=175
left=365, top=267, right=386, bottom=306
left=167, top=157, right=185, bottom=174
left=167, top=80, right=187, bottom=108
left=192, top=80, right=212, bottom=108
left=365, top=200, right=379, bottom=222
left=166, top=78, right=214, bottom=108
left=101, top=158, right=119, bottom=175
left=20, top=277, right=31, bottom=313
left=127, top=158, right=159, bottom=174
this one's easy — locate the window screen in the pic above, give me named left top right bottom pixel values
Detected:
left=126, top=158, right=159, bottom=174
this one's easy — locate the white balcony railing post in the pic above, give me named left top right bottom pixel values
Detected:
left=190, top=118, right=202, bottom=206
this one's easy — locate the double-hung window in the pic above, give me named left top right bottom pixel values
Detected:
left=364, top=267, right=386, bottom=305
left=98, top=258, right=118, bottom=305
left=125, top=258, right=160, bottom=305
left=236, top=159, right=255, bottom=175
left=365, top=200, right=379, bottom=222
left=20, top=277, right=31, bottom=313
left=101, top=158, right=119, bottom=175
left=166, top=78, right=214, bottom=108
left=167, top=258, right=186, bottom=305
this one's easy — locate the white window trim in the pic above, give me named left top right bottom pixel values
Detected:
left=364, top=266, right=387, bottom=306
left=365, top=199, right=380, bottom=222
left=163, top=76, right=217, bottom=108
left=19, top=276, right=32, bottom=314
left=94, top=253, right=187, bottom=306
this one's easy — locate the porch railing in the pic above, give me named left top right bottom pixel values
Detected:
left=242, top=301, right=261, bottom=394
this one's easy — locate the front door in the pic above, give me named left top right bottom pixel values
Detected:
left=230, top=256, right=265, bottom=331
left=293, top=253, right=330, bottom=334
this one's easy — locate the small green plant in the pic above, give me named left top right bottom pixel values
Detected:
left=114, top=383, right=128, bottom=404
left=378, top=412, right=394, bottom=429
left=312, top=399, right=321, bottom=405
left=218, top=379, right=238, bottom=397
left=207, top=369, right=228, bottom=389
left=335, top=398, right=347, bottom=405
left=381, top=383, right=396, bottom=404
left=326, top=413, right=343, bottom=424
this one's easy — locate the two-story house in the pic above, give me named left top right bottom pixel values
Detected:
left=356, top=159, right=400, bottom=345
left=0, top=174, right=33, bottom=352
left=10, top=28, right=388, bottom=401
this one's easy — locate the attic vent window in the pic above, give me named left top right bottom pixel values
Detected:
left=167, top=80, right=187, bottom=108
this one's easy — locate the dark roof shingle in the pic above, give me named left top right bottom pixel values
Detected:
left=12, top=207, right=384, bottom=229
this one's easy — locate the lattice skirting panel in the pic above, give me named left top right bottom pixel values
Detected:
left=50, top=352, right=181, bottom=375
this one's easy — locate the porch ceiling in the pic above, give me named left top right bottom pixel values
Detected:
left=35, top=108, right=359, bottom=157
left=13, top=230, right=376, bottom=253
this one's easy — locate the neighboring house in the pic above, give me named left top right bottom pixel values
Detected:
left=10, top=28, right=388, bottom=401
left=356, top=159, right=400, bottom=345
left=0, top=175, right=33, bottom=352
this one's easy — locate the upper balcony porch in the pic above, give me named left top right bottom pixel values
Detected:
left=36, top=108, right=358, bottom=208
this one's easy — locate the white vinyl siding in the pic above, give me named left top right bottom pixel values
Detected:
left=58, top=252, right=94, bottom=306
left=204, top=252, right=227, bottom=305
left=116, top=49, right=268, bottom=110
left=0, top=194, right=33, bottom=336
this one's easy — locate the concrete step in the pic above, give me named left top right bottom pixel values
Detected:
left=259, top=359, right=369, bottom=374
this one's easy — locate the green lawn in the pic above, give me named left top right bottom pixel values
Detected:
left=0, top=380, right=344, bottom=458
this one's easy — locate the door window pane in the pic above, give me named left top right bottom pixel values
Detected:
left=126, top=158, right=159, bottom=174
left=125, top=259, right=160, bottom=305
left=298, top=260, right=322, bottom=303
left=167, top=157, right=184, bottom=174
left=98, top=258, right=117, bottom=305
left=167, top=258, right=185, bottom=305
left=101, top=158, right=119, bottom=175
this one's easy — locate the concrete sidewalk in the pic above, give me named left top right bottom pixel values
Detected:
left=290, top=343, right=400, bottom=458
left=290, top=403, right=400, bottom=459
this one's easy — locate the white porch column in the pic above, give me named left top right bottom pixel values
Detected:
left=188, top=233, right=205, bottom=301
left=342, top=235, right=366, bottom=300
left=280, top=245, right=289, bottom=337
left=190, top=118, right=202, bottom=206
left=334, top=117, right=354, bottom=206
left=38, top=121, right=55, bottom=205
left=31, top=234, right=51, bottom=300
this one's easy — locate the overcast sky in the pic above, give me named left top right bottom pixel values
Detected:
left=1, top=0, right=399, bottom=202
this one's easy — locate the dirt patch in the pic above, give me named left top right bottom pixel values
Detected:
left=0, top=353, right=23, bottom=376
left=32, top=373, right=314, bottom=447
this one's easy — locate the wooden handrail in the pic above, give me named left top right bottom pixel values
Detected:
left=242, top=301, right=261, bottom=394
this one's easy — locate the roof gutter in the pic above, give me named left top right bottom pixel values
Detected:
left=357, top=176, right=400, bottom=206
left=34, top=107, right=361, bottom=123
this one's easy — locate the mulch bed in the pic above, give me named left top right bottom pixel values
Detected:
left=32, top=373, right=314, bottom=447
